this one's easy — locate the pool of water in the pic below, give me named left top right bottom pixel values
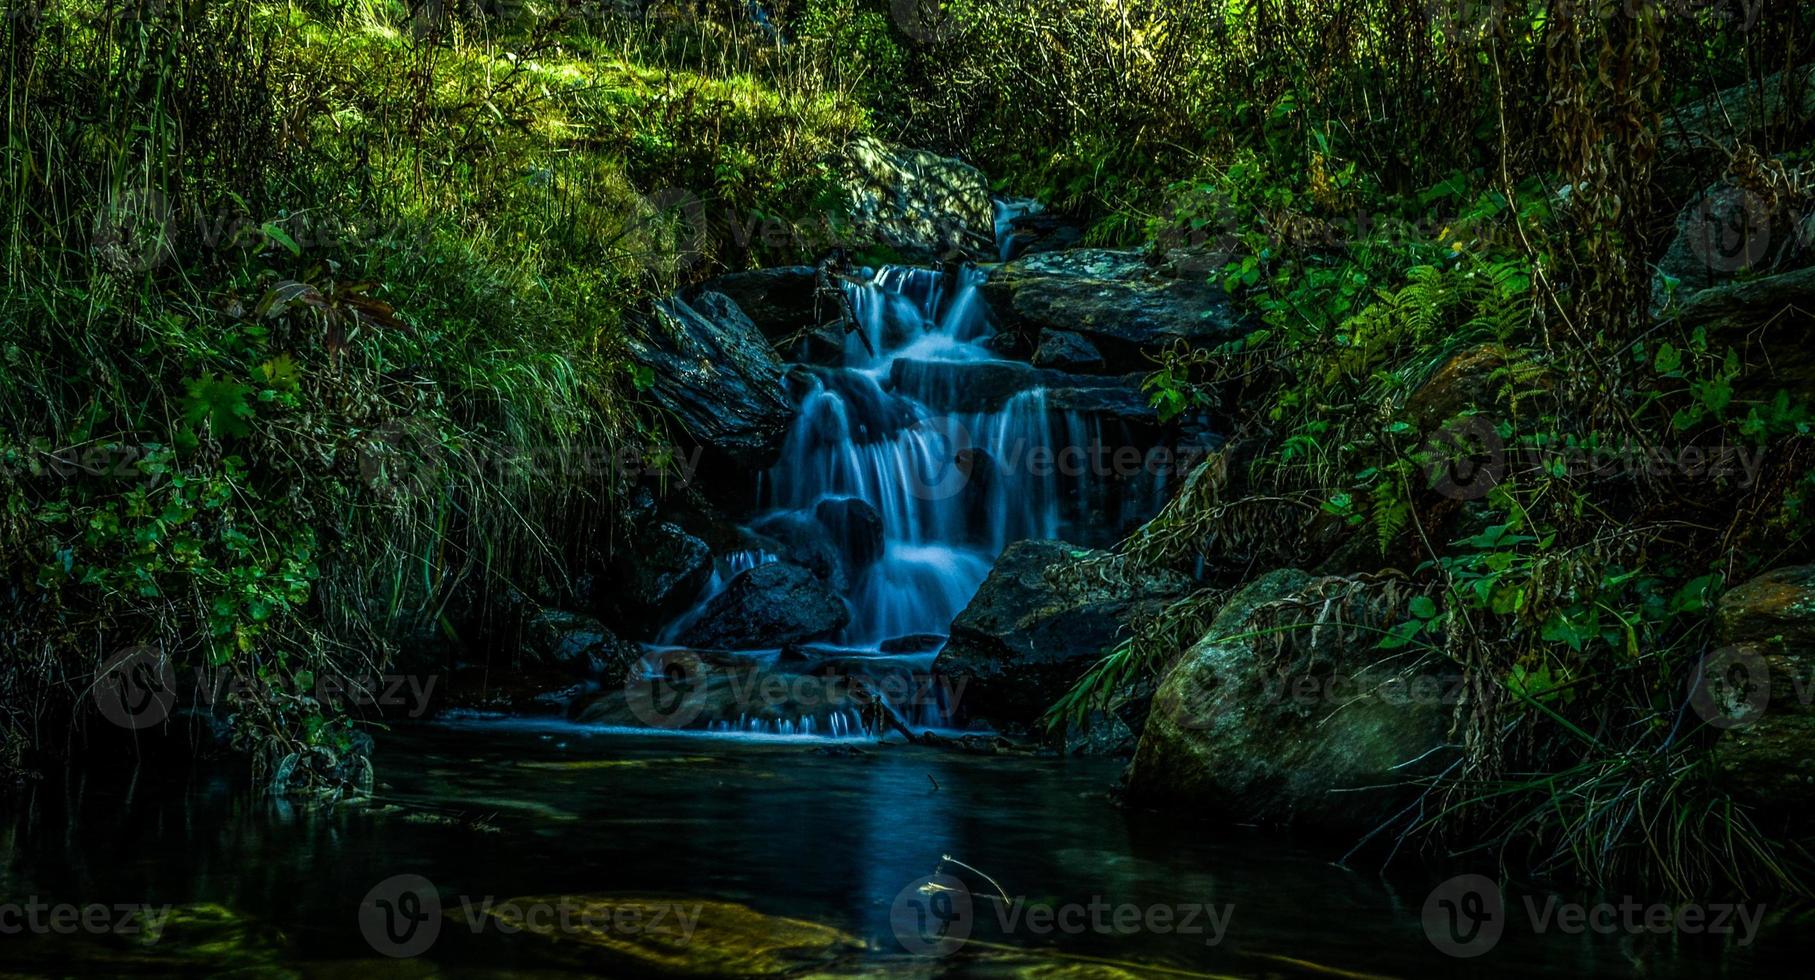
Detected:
left=1, top=721, right=1803, bottom=977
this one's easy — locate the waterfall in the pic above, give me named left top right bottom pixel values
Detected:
left=622, top=213, right=1160, bottom=739
left=759, top=264, right=1071, bottom=647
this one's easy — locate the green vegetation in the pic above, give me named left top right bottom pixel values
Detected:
left=0, top=0, right=863, bottom=775
left=5, top=0, right=1815, bottom=898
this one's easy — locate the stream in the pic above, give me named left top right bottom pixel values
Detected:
left=3, top=213, right=1807, bottom=978
left=1, top=723, right=1799, bottom=977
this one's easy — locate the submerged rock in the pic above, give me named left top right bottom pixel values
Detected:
left=629, top=291, right=796, bottom=467
left=934, top=540, right=1191, bottom=726
left=1710, top=565, right=1815, bottom=815
left=1125, top=570, right=1458, bottom=836
left=982, top=249, right=1250, bottom=372
left=453, top=894, right=864, bottom=976
left=678, top=562, right=851, bottom=650
left=838, top=137, right=995, bottom=262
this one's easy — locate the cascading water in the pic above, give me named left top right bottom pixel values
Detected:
left=615, top=214, right=1166, bottom=739
left=758, top=264, right=1076, bottom=647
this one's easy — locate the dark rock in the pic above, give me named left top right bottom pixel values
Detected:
left=1663, top=64, right=1815, bottom=154
left=1708, top=565, right=1815, bottom=817
left=628, top=292, right=796, bottom=467
left=1032, top=329, right=1106, bottom=372
left=1405, top=344, right=1512, bottom=430
left=752, top=511, right=847, bottom=592
left=1003, top=212, right=1083, bottom=260
left=608, top=521, right=713, bottom=634
left=886, top=357, right=1158, bottom=427
left=1125, top=570, right=1459, bottom=836
left=814, top=496, right=885, bottom=578
left=678, top=563, right=851, bottom=650
left=955, top=447, right=996, bottom=540
left=982, top=249, right=1251, bottom=371
left=692, top=266, right=821, bottom=338
left=838, top=138, right=996, bottom=262
left=934, top=539, right=1192, bottom=725
left=524, top=609, right=640, bottom=684
left=879, top=633, right=946, bottom=655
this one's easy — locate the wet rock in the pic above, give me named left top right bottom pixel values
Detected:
left=935, top=540, right=1191, bottom=726
left=815, top=496, right=885, bottom=578
left=838, top=137, right=995, bottom=262
left=691, top=266, right=821, bottom=339
left=524, top=609, right=640, bottom=685
left=886, top=357, right=1157, bottom=427
left=628, top=291, right=796, bottom=467
left=608, top=521, right=714, bottom=633
left=453, top=894, right=864, bottom=976
left=879, top=633, right=946, bottom=655
left=1002, top=210, right=1084, bottom=260
left=1126, top=570, right=1458, bottom=836
left=678, top=562, right=851, bottom=650
left=982, top=249, right=1250, bottom=372
left=752, top=511, right=848, bottom=591
left=1711, top=565, right=1815, bottom=815
left=1032, top=329, right=1106, bottom=372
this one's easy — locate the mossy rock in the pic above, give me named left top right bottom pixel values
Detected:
left=451, top=895, right=865, bottom=976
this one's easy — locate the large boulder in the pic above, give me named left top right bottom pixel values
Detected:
left=523, top=609, right=640, bottom=687
left=1126, top=570, right=1459, bottom=837
left=1663, top=64, right=1815, bottom=155
left=886, top=357, right=1157, bottom=428
left=1708, top=565, right=1815, bottom=815
left=606, top=520, right=714, bottom=635
left=838, top=137, right=995, bottom=262
left=934, top=540, right=1192, bottom=726
left=628, top=291, right=796, bottom=467
left=982, top=249, right=1250, bottom=372
left=678, top=562, right=851, bottom=650
left=1032, top=329, right=1106, bottom=372
left=691, top=266, right=821, bottom=339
